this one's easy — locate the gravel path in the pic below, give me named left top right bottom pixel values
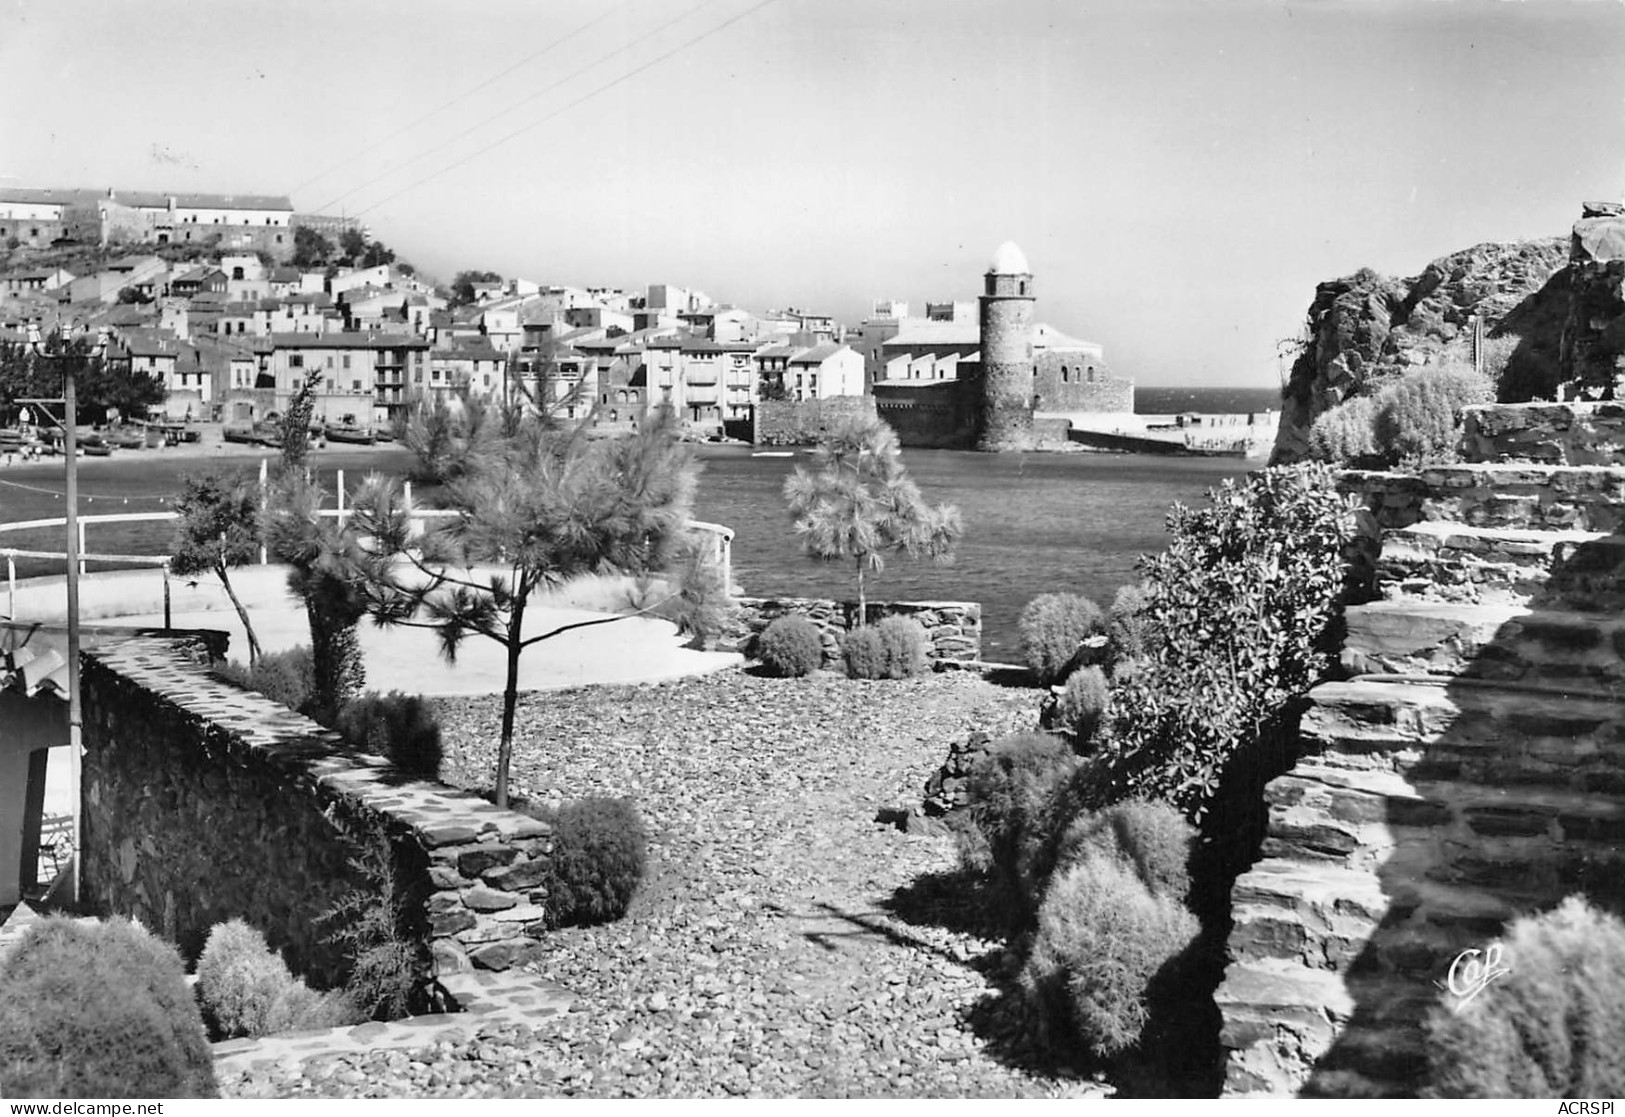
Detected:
left=223, top=668, right=1111, bottom=1099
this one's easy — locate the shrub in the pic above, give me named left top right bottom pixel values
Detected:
left=964, top=733, right=1081, bottom=916
left=1101, top=464, right=1361, bottom=820
left=334, top=690, right=443, bottom=777
left=316, top=815, right=430, bottom=1021
left=520, top=797, right=649, bottom=928
left=1052, top=799, right=1194, bottom=902
left=1019, top=593, right=1104, bottom=685
left=1373, top=363, right=1494, bottom=466
left=758, top=615, right=825, bottom=677
left=875, top=614, right=929, bottom=678
left=1428, top=896, right=1625, bottom=1098
left=216, top=645, right=315, bottom=713
left=1019, top=856, right=1200, bottom=1060
left=1106, top=584, right=1155, bottom=666
left=195, top=919, right=358, bottom=1040
left=1307, top=395, right=1381, bottom=464
left=1054, top=666, right=1110, bottom=747
left=0, top=916, right=218, bottom=1098
left=842, top=626, right=887, bottom=679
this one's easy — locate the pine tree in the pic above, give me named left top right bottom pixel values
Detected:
left=345, top=402, right=703, bottom=807
left=783, top=415, right=962, bottom=625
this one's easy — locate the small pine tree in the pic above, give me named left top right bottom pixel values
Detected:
left=345, top=403, right=703, bottom=807
left=783, top=416, right=961, bottom=625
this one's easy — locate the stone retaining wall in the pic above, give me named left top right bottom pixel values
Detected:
left=727, top=598, right=981, bottom=667
left=1462, top=401, right=1625, bottom=465
left=79, top=637, right=554, bottom=991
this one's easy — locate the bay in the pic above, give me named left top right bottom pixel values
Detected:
left=0, top=443, right=1254, bottom=659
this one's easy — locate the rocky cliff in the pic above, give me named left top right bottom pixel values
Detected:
left=1273, top=237, right=1570, bottom=464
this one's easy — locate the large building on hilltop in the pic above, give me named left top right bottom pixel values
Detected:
left=870, top=242, right=1131, bottom=449
left=0, top=186, right=358, bottom=261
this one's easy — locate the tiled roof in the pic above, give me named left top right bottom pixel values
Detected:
left=1032, top=322, right=1101, bottom=352
left=269, top=331, right=430, bottom=350
left=788, top=341, right=847, bottom=365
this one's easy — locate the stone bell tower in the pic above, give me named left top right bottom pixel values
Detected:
left=977, top=241, right=1036, bottom=451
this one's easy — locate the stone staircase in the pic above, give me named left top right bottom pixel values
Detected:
left=1216, top=402, right=1625, bottom=1097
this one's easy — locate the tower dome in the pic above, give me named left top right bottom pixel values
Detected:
left=987, top=240, right=1030, bottom=275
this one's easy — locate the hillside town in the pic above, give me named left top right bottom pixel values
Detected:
left=0, top=186, right=1128, bottom=444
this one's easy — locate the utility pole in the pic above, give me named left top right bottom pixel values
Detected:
left=24, top=320, right=101, bottom=908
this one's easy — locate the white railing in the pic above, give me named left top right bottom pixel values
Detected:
left=0, top=468, right=734, bottom=613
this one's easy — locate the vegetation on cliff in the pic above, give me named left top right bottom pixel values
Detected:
left=1273, top=237, right=1569, bottom=463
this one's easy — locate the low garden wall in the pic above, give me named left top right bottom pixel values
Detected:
left=79, top=637, right=554, bottom=991
left=727, top=597, right=981, bottom=666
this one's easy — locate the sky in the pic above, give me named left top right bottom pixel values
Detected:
left=5, top=0, right=1625, bottom=387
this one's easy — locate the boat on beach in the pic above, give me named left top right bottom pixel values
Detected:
left=323, top=421, right=376, bottom=446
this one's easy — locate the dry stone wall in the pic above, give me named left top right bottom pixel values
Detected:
left=1219, top=400, right=1625, bottom=1097
left=79, top=638, right=555, bottom=992
left=728, top=597, right=981, bottom=667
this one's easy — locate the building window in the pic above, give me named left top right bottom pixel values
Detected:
left=289, top=355, right=303, bottom=368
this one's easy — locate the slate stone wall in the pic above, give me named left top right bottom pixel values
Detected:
left=79, top=638, right=554, bottom=992
left=728, top=597, right=981, bottom=667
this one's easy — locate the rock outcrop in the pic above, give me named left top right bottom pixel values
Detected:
left=1273, top=238, right=1570, bottom=464
left=1560, top=201, right=1625, bottom=398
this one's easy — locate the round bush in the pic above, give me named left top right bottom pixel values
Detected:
left=1053, top=798, right=1194, bottom=903
left=875, top=615, right=928, bottom=678
left=196, top=919, right=357, bottom=1040
left=1373, top=363, right=1494, bottom=466
left=1308, top=394, right=1380, bottom=464
left=842, top=626, right=887, bottom=679
left=965, top=733, right=1081, bottom=915
left=1054, top=666, right=1110, bottom=746
left=334, top=690, right=443, bottom=777
left=758, top=615, right=824, bottom=677
left=1019, top=593, right=1104, bottom=686
left=0, top=916, right=218, bottom=1098
left=526, top=797, right=649, bottom=928
left=1428, top=896, right=1625, bottom=1097
left=1019, top=856, right=1199, bottom=1060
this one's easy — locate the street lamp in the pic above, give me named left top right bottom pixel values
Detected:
left=23, top=318, right=105, bottom=909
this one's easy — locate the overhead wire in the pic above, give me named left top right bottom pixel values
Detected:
left=285, top=0, right=637, bottom=199
left=309, top=0, right=723, bottom=217
left=0, top=476, right=177, bottom=504
left=349, top=0, right=779, bottom=220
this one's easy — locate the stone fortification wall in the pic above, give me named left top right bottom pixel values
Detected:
left=872, top=380, right=978, bottom=449
left=728, top=597, right=981, bottom=667
left=79, top=638, right=554, bottom=989
left=753, top=396, right=876, bottom=446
